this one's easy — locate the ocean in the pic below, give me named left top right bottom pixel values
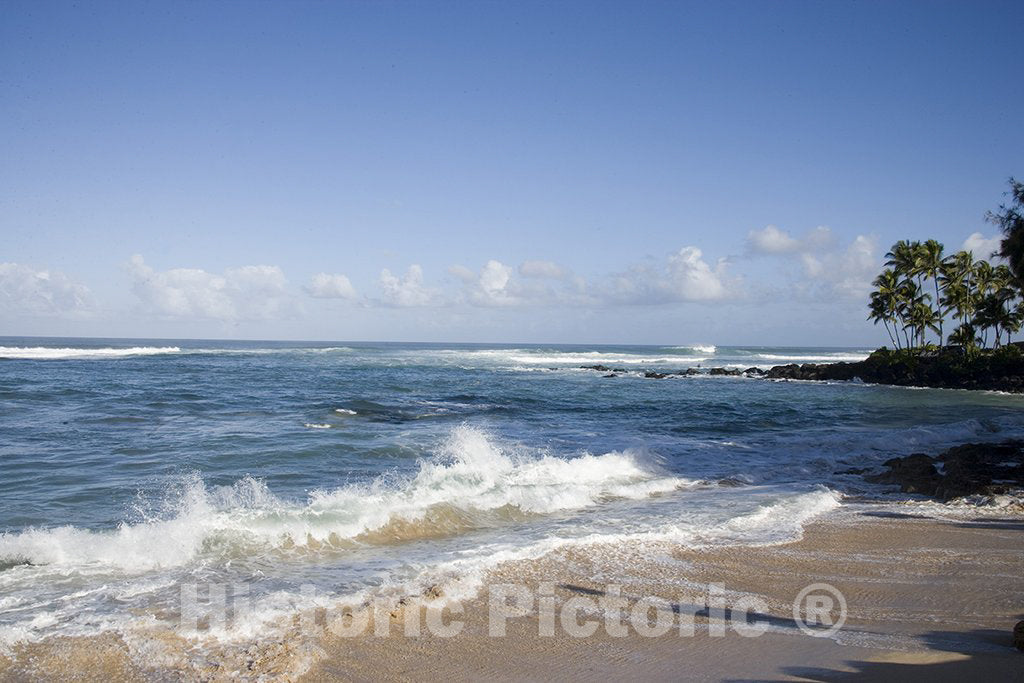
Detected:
left=1, top=337, right=1022, bottom=650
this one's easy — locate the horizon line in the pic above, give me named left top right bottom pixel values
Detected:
left=0, top=334, right=875, bottom=350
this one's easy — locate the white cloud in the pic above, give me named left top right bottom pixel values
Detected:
left=463, top=260, right=518, bottom=306
left=828, top=234, right=878, bottom=300
left=747, top=225, right=835, bottom=255
left=306, top=272, right=358, bottom=300
left=447, top=265, right=477, bottom=283
left=476, top=260, right=515, bottom=304
left=450, top=259, right=591, bottom=307
left=746, top=222, right=878, bottom=301
left=961, top=232, right=1002, bottom=260
left=127, top=255, right=291, bottom=320
left=747, top=225, right=800, bottom=253
left=0, top=262, right=93, bottom=317
left=378, top=265, right=439, bottom=307
left=608, top=246, right=731, bottom=304
left=782, top=234, right=879, bottom=301
left=518, top=260, right=565, bottom=279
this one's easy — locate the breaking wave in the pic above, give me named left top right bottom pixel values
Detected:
left=0, top=427, right=687, bottom=573
left=0, top=346, right=180, bottom=360
left=450, top=349, right=708, bottom=366
left=664, top=344, right=717, bottom=354
left=753, top=353, right=871, bottom=363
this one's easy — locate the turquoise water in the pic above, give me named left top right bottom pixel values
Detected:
left=1, top=338, right=1022, bottom=645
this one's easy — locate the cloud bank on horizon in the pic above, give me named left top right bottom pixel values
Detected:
left=0, top=229, right=1004, bottom=342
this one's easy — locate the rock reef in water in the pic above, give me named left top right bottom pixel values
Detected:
left=579, top=346, right=1024, bottom=392
left=763, top=347, right=1024, bottom=392
left=864, top=440, right=1024, bottom=500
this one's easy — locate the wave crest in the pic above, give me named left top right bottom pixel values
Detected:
left=0, top=427, right=686, bottom=572
left=0, top=346, right=180, bottom=360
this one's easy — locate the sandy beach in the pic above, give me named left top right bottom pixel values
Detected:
left=304, top=505, right=1024, bottom=682
left=5, top=502, right=1020, bottom=681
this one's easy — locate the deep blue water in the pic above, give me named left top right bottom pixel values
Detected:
left=1, top=337, right=1022, bottom=645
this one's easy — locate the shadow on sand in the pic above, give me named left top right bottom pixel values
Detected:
left=772, top=626, right=1021, bottom=682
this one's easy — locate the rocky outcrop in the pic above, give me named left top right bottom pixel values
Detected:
left=578, top=347, right=1024, bottom=392
left=764, top=348, right=1024, bottom=392
left=581, top=365, right=614, bottom=372
left=865, top=441, right=1024, bottom=500
left=764, top=362, right=861, bottom=381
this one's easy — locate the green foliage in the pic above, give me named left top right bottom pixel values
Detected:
left=868, top=179, right=1024, bottom=353
left=990, top=177, right=1024, bottom=285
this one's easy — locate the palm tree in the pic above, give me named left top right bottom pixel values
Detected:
left=868, top=293, right=899, bottom=349
left=870, top=269, right=905, bottom=349
left=990, top=178, right=1024, bottom=286
left=989, top=265, right=1017, bottom=347
left=885, top=240, right=922, bottom=282
left=871, top=235, right=1022, bottom=352
left=940, top=251, right=977, bottom=329
left=918, top=239, right=946, bottom=344
left=948, top=322, right=977, bottom=348
left=940, top=280, right=967, bottom=332
left=974, top=293, right=1004, bottom=347
left=1009, top=302, right=1024, bottom=345
left=910, top=299, right=941, bottom=347
left=899, top=280, right=929, bottom=347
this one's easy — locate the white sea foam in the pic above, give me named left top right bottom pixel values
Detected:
left=388, top=348, right=709, bottom=367
left=408, top=486, right=843, bottom=607
left=719, top=487, right=841, bottom=540
left=753, top=353, right=870, bottom=362
left=0, top=428, right=847, bottom=650
left=333, top=408, right=358, bottom=415
left=187, top=346, right=355, bottom=355
left=0, top=346, right=180, bottom=360
left=481, top=350, right=707, bottom=365
left=0, top=427, right=688, bottom=572
left=665, top=344, right=717, bottom=354
left=304, top=423, right=331, bottom=429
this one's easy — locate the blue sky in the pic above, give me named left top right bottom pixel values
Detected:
left=2, top=0, right=1021, bottom=345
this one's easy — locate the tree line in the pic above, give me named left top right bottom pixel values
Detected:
left=868, top=178, right=1024, bottom=351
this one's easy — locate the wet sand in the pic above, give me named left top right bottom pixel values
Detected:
left=2, top=506, right=1022, bottom=681
left=307, top=507, right=1024, bottom=682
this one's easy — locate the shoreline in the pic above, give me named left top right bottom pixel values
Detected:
left=3, top=503, right=1022, bottom=681
left=305, top=505, right=1024, bottom=681
left=578, top=346, right=1024, bottom=394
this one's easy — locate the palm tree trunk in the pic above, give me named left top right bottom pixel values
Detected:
left=883, top=319, right=897, bottom=349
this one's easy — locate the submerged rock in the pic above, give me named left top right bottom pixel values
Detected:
left=865, top=453, right=940, bottom=494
